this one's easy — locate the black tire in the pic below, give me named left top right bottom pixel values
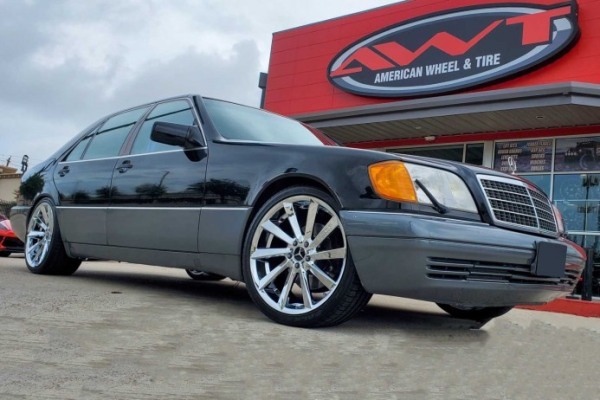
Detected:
left=0, top=251, right=10, bottom=257
left=25, top=199, right=81, bottom=275
left=185, top=269, right=226, bottom=281
left=437, top=303, right=513, bottom=322
left=242, top=185, right=372, bottom=328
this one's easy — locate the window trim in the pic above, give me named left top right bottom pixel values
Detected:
left=57, top=96, right=208, bottom=163
left=122, top=98, right=207, bottom=156
left=57, top=149, right=188, bottom=164
left=81, top=105, right=151, bottom=161
left=61, top=122, right=104, bottom=162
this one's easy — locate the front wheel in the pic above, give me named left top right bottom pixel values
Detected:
left=243, top=186, right=371, bottom=327
left=25, top=199, right=81, bottom=275
left=437, top=303, right=513, bottom=322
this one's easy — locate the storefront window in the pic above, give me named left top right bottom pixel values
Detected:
left=553, top=175, right=585, bottom=232
left=493, top=139, right=552, bottom=173
left=492, top=136, right=600, bottom=297
left=519, top=174, right=551, bottom=196
left=465, top=144, right=484, bottom=165
left=566, top=234, right=600, bottom=297
left=555, top=136, right=600, bottom=172
left=492, top=136, right=600, bottom=235
left=553, top=174, right=600, bottom=233
left=391, top=145, right=463, bottom=162
left=388, top=143, right=484, bottom=164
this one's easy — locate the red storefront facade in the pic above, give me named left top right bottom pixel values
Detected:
left=265, top=0, right=599, bottom=120
left=263, top=0, right=600, bottom=295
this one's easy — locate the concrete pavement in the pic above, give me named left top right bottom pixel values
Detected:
left=1, top=255, right=599, bottom=399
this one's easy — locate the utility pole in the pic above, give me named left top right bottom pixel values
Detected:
left=21, top=155, right=29, bottom=173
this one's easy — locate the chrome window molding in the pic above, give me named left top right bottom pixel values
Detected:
left=57, top=146, right=208, bottom=164
left=56, top=206, right=250, bottom=211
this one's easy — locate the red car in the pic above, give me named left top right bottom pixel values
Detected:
left=0, top=213, right=23, bottom=257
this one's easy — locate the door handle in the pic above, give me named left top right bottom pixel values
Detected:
left=57, top=166, right=70, bottom=177
left=116, top=160, right=133, bottom=174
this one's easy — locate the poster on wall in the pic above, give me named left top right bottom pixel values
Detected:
left=493, top=140, right=553, bottom=173
left=555, top=136, right=600, bottom=171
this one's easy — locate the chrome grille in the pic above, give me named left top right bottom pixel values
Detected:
left=479, top=175, right=557, bottom=236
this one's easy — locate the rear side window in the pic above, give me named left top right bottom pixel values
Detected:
left=65, top=136, right=92, bottom=161
left=130, top=100, right=197, bottom=155
left=83, top=107, right=148, bottom=160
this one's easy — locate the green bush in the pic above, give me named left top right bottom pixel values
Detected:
left=0, top=200, right=16, bottom=218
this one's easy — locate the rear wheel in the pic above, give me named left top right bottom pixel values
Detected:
left=243, top=186, right=371, bottom=327
left=185, top=269, right=226, bottom=281
left=0, top=251, right=10, bottom=257
left=437, top=303, right=513, bottom=322
left=25, top=199, right=81, bottom=275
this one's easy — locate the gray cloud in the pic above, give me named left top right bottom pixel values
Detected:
left=110, top=40, right=262, bottom=110
left=0, top=0, right=397, bottom=166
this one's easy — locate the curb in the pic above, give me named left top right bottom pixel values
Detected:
left=517, top=298, right=600, bottom=318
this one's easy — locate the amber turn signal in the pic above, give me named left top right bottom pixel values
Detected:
left=368, top=161, right=417, bottom=202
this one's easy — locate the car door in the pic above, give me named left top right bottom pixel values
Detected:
left=54, top=106, right=149, bottom=245
left=107, top=99, right=208, bottom=252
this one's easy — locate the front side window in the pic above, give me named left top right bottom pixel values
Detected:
left=83, top=107, right=148, bottom=160
left=131, top=100, right=196, bottom=155
left=203, top=98, right=328, bottom=146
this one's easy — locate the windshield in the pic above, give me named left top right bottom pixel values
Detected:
left=203, top=98, right=335, bottom=146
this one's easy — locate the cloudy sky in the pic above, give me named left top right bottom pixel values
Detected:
left=0, top=0, right=399, bottom=169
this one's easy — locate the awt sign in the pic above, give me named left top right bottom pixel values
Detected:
left=328, top=1, right=579, bottom=97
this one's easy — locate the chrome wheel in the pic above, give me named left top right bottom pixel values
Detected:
left=249, top=195, right=347, bottom=315
left=26, top=201, right=54, bottom=268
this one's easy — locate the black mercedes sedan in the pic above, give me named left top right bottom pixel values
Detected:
left=10, top=95, right=586, bottom=327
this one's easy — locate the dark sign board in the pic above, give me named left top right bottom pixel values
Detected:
left=555, top=136, right=600, bottom=171
left=494, top=140, right=553, bottom=173
left=328, top=1, right=579, bottom=97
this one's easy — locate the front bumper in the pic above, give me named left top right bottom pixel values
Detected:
left=341, top=211, right=586, bottom=307
left=0, top=232, right=23, bottom=252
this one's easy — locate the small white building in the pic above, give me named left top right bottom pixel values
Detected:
left=0, top=166, right=21, bottom=203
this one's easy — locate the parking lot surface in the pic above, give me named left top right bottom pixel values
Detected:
left=1, top=255, right=599, bottom=400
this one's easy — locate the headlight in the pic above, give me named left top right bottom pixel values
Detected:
left=368, top=161, right=478, bottom=213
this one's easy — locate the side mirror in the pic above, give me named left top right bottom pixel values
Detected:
left=150, top=122, right=205, bottom=149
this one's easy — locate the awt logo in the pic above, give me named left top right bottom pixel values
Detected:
left=327, top=1, right=579, bottom=97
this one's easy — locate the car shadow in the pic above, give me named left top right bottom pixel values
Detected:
left=72, top=267, right=254, bottom=305
left=68, top=265, right=489, bottom=336
left=349, top=303, right=489, bottom=333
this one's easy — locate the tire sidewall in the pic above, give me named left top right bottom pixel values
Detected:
left=25, top=198, right=60, bottom=274
left=242, top=185, right=358, bottom=326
